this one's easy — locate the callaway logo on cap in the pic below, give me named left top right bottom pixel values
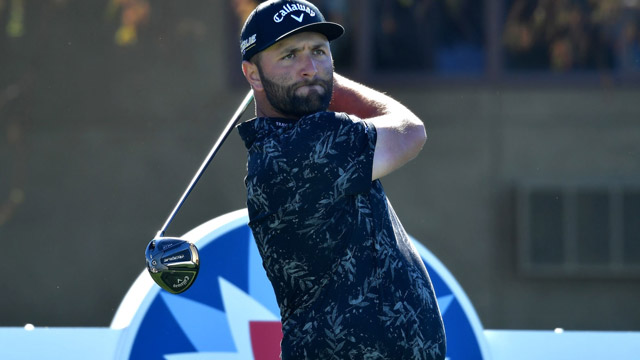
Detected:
left=240, top=0, right=344, bottom=61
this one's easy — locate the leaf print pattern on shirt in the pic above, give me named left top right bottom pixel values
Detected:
left=237, top=111, right=446, bottom=360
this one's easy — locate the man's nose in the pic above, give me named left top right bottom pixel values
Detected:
left=299, top=53, right=318, bottom=78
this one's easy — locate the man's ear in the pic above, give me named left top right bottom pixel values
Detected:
left=242, top=61, right=263, bottom=92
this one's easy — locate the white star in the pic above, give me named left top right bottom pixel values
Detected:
left=163, top=277, right=278, bottom=360
left=437, top=294, right=454, bottom=315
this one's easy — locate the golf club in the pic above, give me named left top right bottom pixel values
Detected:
left=145, top=89, right=254, bottom=294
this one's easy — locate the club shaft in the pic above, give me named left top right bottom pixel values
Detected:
left=157, top=90, right=254, bottom=238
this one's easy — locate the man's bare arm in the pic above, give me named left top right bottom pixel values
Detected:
left=329, top=73, right=427, bottom=180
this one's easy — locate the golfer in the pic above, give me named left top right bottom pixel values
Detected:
left=236, top=1, right=446, bottom=358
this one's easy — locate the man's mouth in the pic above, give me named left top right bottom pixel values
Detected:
left=295, top=83, right=325, bottom=95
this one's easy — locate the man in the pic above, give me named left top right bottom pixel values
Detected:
left=236, top=1, right=446, bottom=359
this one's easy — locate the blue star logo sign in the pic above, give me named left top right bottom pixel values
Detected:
left=111, top=210, right=490, bottom=360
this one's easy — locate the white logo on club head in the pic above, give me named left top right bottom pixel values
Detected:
left=173, top=276, right=190, bottom=288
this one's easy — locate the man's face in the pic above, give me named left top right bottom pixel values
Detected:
left=254, top=32, right=334, bottom=119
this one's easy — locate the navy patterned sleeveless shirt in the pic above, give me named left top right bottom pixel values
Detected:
left=237, top=111, right=446, bottom=360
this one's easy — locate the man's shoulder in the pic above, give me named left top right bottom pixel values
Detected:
left=238, top=111, right=369, bottom=148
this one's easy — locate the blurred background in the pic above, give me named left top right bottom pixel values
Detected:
left=1, top=0, right=639, bottom=331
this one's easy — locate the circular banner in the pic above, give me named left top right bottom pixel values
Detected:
left=111, top=209, right=490, bottom=360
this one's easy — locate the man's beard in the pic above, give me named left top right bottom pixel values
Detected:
left=257, top=65, right=333, bottom=119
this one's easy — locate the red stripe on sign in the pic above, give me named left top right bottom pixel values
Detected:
left=249, top=321, right=283, bottom=360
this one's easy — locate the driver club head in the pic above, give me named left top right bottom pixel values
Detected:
left=145, top=237, right=200, bottom=294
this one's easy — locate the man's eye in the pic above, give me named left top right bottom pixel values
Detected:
left=282, top=53, right=295, bottom=60
left=313, top=49, right=326, bottom=55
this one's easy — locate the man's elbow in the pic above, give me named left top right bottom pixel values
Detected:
left=418, top=123, right=427, bottom=148
left=409, top=121, right=427, bottom=158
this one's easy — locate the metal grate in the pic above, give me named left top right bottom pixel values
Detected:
left=516, top=182, right=640, bottom=278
